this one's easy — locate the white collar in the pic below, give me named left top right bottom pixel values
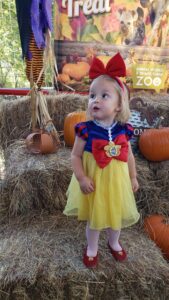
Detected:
left=93, top=120, right=117, bottom=130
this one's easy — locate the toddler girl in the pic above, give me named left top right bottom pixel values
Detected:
left=64, top=53, right=140, bottom=267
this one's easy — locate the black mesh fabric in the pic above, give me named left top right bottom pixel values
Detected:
left=15, top=0, right=32, bottom=58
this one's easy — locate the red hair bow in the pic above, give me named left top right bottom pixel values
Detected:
left=89, top=53, right=126, bottom=88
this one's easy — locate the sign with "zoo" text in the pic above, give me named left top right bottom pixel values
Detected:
left=132, top=63, right=167, bottom=92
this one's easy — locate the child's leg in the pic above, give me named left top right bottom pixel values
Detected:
left=106, top=228, right=122, bottom=251
left=86, top=222, right=100, bottom=257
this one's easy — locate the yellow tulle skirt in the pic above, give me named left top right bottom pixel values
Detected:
left=64, top=151, right=140, bottom=230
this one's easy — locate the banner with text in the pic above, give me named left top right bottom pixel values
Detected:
left=54, top=0, right=169, bottom=92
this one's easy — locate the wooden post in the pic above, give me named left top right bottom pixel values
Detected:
left=30, top=66, right=37, bottom=132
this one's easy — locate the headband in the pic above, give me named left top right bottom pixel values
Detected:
left=89, top=53, right=126, bottom=90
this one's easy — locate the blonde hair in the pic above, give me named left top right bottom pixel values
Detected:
left=89, top=75, right=131, bottom=123
left=112, top=79, right=131, bottom=124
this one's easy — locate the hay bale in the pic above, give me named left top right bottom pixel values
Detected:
left=135, top=156, right=169, bottom=223
left=149, top=160, right=169, bottom=217
left=0, top=149, right=5, bottom=179
left=130, top=91, right=169, bottom=128
left=1, top=90, right=169, bottom=220
left=0, top=97, right=31, bottom=150
left=1, top=140, right=169, bottom=221
left=0, top=212, right=168, bottom=299
left=0, top=91, right=169, bottom=300
left=0, top=93, right=88, bottom=150
left=0, top=140, right=72, bottom=218
left=130, top=90, right=169, bottom=106
left=135, top=156, right=167, bottom=223
left=1, top=91, right=169, bottom=151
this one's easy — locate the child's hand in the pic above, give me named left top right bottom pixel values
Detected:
left=131, top=177, right=139, bottom=192
left=79, top=176, right=95, bottom=194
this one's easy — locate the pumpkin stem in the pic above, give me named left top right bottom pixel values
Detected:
left=154, top=116, right=164, bottom=129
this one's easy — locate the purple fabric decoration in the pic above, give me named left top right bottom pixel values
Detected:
left=31, top=0, right=52, bottom=49
left=27, top=50, right=33, bottom=60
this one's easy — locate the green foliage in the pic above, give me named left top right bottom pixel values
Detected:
left=0, top=0, right=56, bottom=89
left=0, top=0, right=28, bottom=88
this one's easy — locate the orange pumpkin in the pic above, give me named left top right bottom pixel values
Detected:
left=139, top=128, right=169, bottom=161
left=62, top=64, right=76, bottom=78
left=144, top=215, right=169, bottom=260
left=62, top=62, right=90, bottom=81
left=26, top=131, right=58, bottom=154
left=77, top=61, right=90, bottom=72
left=57, top=73, right=70, bottom=83
left=64, top=111, right=86, bottom=147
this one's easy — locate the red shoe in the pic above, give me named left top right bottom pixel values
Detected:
left=83, top=247, right=98, bottom=268
left=108, top=242, right=127, bottom=262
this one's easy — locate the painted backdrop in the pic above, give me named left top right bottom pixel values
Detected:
left=54, top=0, right=169, bottom=92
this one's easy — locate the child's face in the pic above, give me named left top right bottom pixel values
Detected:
left=88, top=77, right=121, bottom=123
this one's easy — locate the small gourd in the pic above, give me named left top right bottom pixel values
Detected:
left=26, top=131, right=58, bottom=154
